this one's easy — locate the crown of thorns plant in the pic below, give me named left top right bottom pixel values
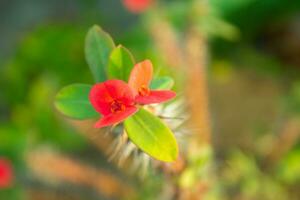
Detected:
left=55, top=25, right=185, bottom=170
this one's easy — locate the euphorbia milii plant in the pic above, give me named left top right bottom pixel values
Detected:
left=55, top=25, right=179, bottom=162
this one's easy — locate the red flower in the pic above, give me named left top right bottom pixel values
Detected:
left=129, top=60, right=176, bottom=104
left=0, top=159, right=13, bottom=188
left=122, top=0, right=153, bottom=13
left=89, top=80, right=138, bottom=128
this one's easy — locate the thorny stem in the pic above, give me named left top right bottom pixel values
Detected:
left=185, top=29, right=211, bottom=144
left=150, top=14, right=212, bottom=200
left=158, top=115, right=185, bottom=120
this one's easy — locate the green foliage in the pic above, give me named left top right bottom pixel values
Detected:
left=85, top=25, right=115, bottom=82
left=0, top=188, right=24, bottom=200
left=0, top=125, right=27, bottom=160
left=0, top=25, right=90, bottom=107
left=0, top=25, right=89, bottom=151
left=55, top=84, right=98, bottom=119
left=278, top=148, right=300, bottom=184
left=124, top=108, right=178, bottom=162
left=196, top=15, right=240, bottom=41
left=150, top=76, right=174, bottom=90
left=16, top=76, right=86, bottom=150
left=210, top=0, right=300, bottom=37
left=108, top=45, right=135, bottom=81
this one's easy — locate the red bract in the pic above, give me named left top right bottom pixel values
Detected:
left=122, top=0, right=152, bottom=13
left=89, top=80, right=138, bottom=128
left=129, top=60, right=176, bottom=104
left=0, top=159, right=13, bottom=188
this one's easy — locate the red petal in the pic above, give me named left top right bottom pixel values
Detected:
left=135, top=90, right=176, bottom=104
left=128, top=60, right=153, bottom=95
left=89, top=80, right=135, bottom=115
left=94, top=106, right=138, bottom=128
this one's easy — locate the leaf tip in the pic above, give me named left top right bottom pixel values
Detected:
left=163, top=141, right=179, bottom=162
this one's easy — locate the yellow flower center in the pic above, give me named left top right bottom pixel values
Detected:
left=138, top=85, right=150, bottom=96
left=110, top=100, right=125, bottom=113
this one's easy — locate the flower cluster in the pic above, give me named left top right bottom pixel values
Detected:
left=89, top=60, right=176, bottom=128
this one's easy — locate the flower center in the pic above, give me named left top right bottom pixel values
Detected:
left=138, top=85, right=150, bottom=96
left=110, top=100, right=126, bottom=113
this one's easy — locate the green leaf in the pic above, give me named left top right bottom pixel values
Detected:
left=124, top=108, right=178, bottom=162
left=54, top=84, right=98, bottom=119
left=85, top=25, right=115, bottom=82
left=108, top=45, right=135, bottom=81
left=150, top=76, right=175, bottom=90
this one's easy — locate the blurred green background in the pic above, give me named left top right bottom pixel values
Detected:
left=1, top=0, right=300, bottom=199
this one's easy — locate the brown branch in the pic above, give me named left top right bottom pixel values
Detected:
left=184, top=29, right=211, bottom=144
left=149, top=19, right=185, bottom=70
left=26, top=149, right=136, bottom=199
